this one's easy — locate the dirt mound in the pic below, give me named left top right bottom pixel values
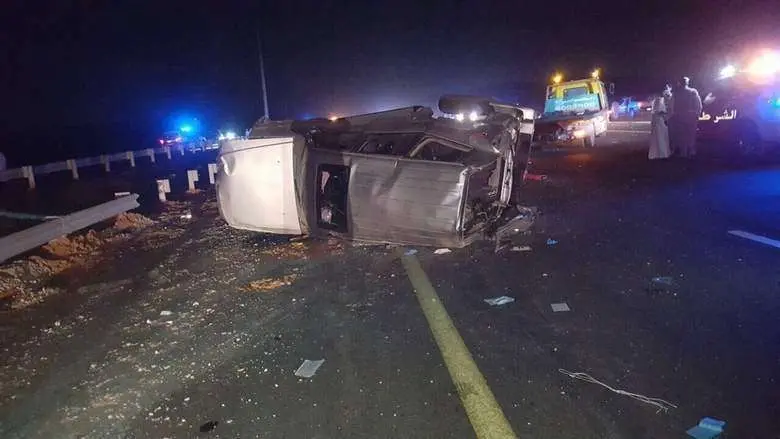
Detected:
left=42, top=230, right=104, bottom=259
left=113, top=212, right=155, bottom=231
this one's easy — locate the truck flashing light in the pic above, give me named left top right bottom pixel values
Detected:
left=746, top=51, right=780, bottom=77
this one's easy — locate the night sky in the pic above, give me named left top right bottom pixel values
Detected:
left=1, top=0, right=778, bottom=140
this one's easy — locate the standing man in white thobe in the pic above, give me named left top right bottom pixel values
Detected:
left=668, top=76, right=703, bottom=158
left=649, top=85, right=672, bottom=160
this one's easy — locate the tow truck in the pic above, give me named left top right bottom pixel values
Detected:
left=697, top=50, right=780, bottom=154
left=533, top=70, right=611, bottom=148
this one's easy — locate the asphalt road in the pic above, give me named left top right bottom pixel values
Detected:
left=1, top=129, right=780, bottom=438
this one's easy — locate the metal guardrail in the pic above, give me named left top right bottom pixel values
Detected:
left=0, top=194, right=140, bottom=263
left=0, top=145, right=187, bottom=188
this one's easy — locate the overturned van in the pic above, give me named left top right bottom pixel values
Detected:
left=216, top=96, right=537, bottom=248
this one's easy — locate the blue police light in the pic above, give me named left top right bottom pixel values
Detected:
left=180, top=125, right=193, bottom=133
left=773, top=97, right=780, bottom=107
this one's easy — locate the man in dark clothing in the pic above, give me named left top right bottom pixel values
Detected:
left=668, top=76, right=703, bottom=157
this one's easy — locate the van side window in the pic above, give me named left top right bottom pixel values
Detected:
left=412, top=142, right=465, bottom=163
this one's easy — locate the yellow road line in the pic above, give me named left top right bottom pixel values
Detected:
left=400, top=252, right=517, bottom=439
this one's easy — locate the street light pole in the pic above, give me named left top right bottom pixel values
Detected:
left=256, top=29, right=270, bottom=121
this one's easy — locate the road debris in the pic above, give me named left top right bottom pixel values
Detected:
left=558, top=369, right=677, bottom=413
left=0, top=212, right=158, bottom=310
left=484, top=296, right=515, bottom=306
left=199, top=420, right=219, bottom=433
left=404, top=249, right=418, bottom=256
left=180, top=212, right=193, bottom=220
left=686, top=417, right=726, bottom=439
left=648, top=276, right=678, bottom=294
left=294, top=359, right=325, bottom=378
left=159, top=310, right=173, bottom=317
left=240, top=274, right=298, bottom=292
left=551, top=302, right=571, bottom=312
left=525, top=173, right=548, bottom=182
left=433, top=248, right=452, bottom=255
left=546, top=238, right=558, bottom=246
left=510, top=246, right=532, bottom=252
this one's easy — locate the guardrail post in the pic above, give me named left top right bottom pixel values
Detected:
left=126, top=151, right=135, bottom=167
left=22, top=166, right=35, bottom=190
left=147, top=148, right=156, bottom=164
left=179, top=146, right=185, bottom=156
left=208, top=163, right=218, bottom=185
left=66, top=159, right=79, bottom=180
left=165, top=146, right=172, bottom=160
left=187, top=170, right=199, bottom=192
left=156, top=179, right=171, bottom=202
left=101, top=154, right=111, bottom=172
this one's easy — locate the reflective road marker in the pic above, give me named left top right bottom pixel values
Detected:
left=400, top=251, right=517, bottom=439
left=728, top=230, right=780, bottom=250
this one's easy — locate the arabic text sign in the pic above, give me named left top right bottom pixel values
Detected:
left=544, top=94, right=601, bottom=114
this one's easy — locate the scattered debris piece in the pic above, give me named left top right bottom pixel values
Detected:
left=484, top=296, right=515, bottom=306
left=180, top=212, right=193, bottom=220
left=404, top=249, right=418, bottom=256
left=649, top=276, right=676, bottom=290
left=511, top=246, right=532, bottom=252
left=558, top=369, right=677, bottom=413
left=241, top=274, right=298, bottom=292
left=199, top=420, right=219, bottom=433
left=651, top=276, right=674, bottom=286
left=551, top=302, right=571, bottom=312
left=546, top=238, right=558, bottom=246
left=433, top=248, right=452, bottom=255
left=159, top=310, right=173, bottom=316
left=648, top=276, right=678, bottom=295
left=114, top=191, right=131, bottom=198
left=525, top=173, right=548, bottom=182
left=295, top=359, right=325, bottom=378
left=686, top=417, right=726, bottom=439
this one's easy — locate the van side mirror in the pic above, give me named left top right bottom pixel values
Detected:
left=608, top=83, right=615, bottom=95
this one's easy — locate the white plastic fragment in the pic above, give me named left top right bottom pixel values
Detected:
left=551, top=302, right=570, bottom=312
left=484, top=296, right=515, bottom=306
left=433, top=248, right=451, bottom=255
left=294, top=359, right=325, bottom=378
left=511, top=246, right=532, bottom=252
left=159, top=310, right=173, bottom=316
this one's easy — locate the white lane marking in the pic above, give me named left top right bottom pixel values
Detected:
left=728, top=230, right=780, bottom=250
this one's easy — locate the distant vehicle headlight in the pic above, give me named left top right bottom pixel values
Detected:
left=719, top=64, right=736, bottom=79
left=455, top=113, right=465, bottom=122
left=468, top=111, right=479, bottom=122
